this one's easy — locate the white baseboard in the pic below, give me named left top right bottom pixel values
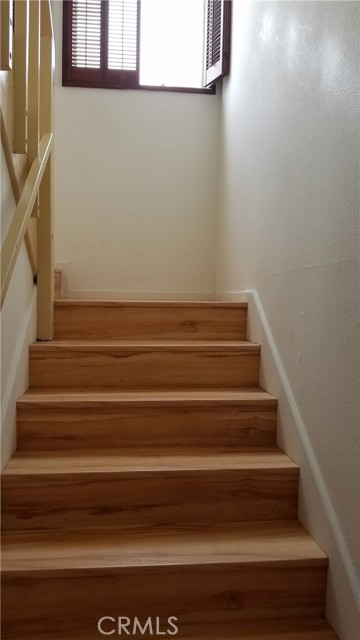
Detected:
left=54, top=262, right=215, bottom=301
left=63, top=291, right=215, bottom=301
left=1, top=287, right=37, bottom=468
left=216, top=289, right=360, bottom=640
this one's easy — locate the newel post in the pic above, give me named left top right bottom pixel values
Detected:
left=37, top=0, right=54, bottom=340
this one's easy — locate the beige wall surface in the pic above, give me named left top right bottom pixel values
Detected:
left=52, top=1, right=220, bottom=299
left=216, top=1, right=359, bottom=636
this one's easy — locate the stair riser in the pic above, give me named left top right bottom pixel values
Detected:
left=17, top=405, right=277, bottom=451
left=29, top=348, right=260, bottom=389
left=1, top=564, right=327, bottom=639
left=54, top=305, right=248, bottom=341
left=2, top=468, right=298, bottom=532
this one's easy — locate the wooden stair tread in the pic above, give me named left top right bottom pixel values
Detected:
left=18, top=387, right=277, bottom=407
left=1, top=520, right=327, bottom=573
left=30, top=339, right=260, bottom=351
left=19, top=618, right=338, bottom=639
left=1, top=448, right=299, bottom=530
left=16, top=387, right=278, bottom=452
left=3, top=447, right=297, bottom=475
left=54, top=300, right=248, bottom=340
left=29, top=340, right=261, bottom=390
left=2, top=300, right=337, bottom=639
left=55, top=300, right=248, bottom=308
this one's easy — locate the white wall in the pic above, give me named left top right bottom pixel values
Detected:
left=216, top=1, right=359, bottom=637
left=52, top=1, right=220, bottom=299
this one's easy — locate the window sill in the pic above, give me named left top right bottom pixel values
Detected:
left=62, top=79, right=216, bottom=95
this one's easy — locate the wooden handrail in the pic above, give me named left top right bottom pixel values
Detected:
left=2, top=0, right=54, bottom=338
left=1, top=132, right=53, bottom=307
left=1, top=109, right=38, bottom=276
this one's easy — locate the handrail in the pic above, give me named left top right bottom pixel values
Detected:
left=0, top=108, right=38, bottom=276
left=1, top=132, right=53, bottom=307
left=1, top=0, right=55, bottom=339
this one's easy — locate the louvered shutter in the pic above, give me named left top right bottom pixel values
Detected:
left=204, top=0, right=231, bottom=87
left=63, top=0, right=104, bottom=84
left=63, top=0, right=140, bottom=88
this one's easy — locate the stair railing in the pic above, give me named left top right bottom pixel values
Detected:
left=1, top=0, right=54, bottom=340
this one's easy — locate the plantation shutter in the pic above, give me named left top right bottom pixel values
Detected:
left=63, top=0, right=140, bottom=88
left=107, top=1, right=138, bottom=71
left=204, top=0, right=231, bottom=87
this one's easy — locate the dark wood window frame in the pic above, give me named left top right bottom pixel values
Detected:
left=63, top=0, right=142, bottom=90
left=63, top=0, right=231, bottom=95
left=204, top=0, right=231, bottom=87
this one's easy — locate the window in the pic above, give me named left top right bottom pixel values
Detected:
left=204, top=0, right=231, bottom=86
left=62, top=0, right=231, bottom=92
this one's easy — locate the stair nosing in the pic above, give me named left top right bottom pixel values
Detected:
left=17, top=388, right=277, bottom=408
left=29, top=340, right=260, bottom=352
left=2, top=557, right=328, bottom=578
left=54, top=300, right=248, bottom=309
left=2, top=448, right=298, bottom=476
left=1, top=521, right=328, bottom=575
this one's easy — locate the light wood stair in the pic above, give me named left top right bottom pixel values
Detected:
left=2, top=448, right=299, bottom=531
left=2, top=522, right=329, bottom=636
left=54, top=300, right=248, bottom=340
left=1, top=300, right=338, bottom=639
left=16, top=389, right=278, bottom=450
left=29, top=339, right=261, bottom=389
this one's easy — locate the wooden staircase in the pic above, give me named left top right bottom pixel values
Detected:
left=1, top=301, right=338, bottom=639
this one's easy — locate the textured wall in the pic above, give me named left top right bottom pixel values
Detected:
left=216, top=1, right=359, bottom=636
